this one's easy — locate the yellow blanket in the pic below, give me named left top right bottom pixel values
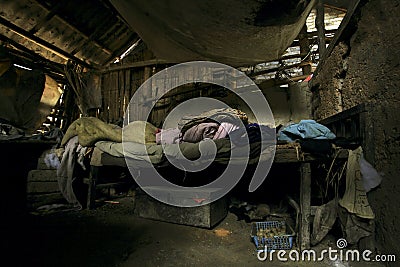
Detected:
left=61, top=117, right=157, bottom=147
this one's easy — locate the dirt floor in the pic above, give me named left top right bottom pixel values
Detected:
left=1, top=194, right=386, bottom=267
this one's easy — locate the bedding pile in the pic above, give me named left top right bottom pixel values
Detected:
left=57, top=108, right=275, bottom=206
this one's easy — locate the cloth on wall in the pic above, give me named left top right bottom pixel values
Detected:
left=65, top=62, right=102, bottom=115
left=311, top=198, right=375, bottom=246
left=0, top=65, right=46, bottom=133
left=359, top=153, right=382, bottom=192
left=312, top=146, right=379, bottom=246
left=339, top=146, right=375, bottom=219
left=277, top=119, right=336, bottom=142
left=338, top=205, right=374, bottom=245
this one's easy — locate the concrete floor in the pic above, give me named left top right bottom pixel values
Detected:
left=1, top=196, right=386, bottom=267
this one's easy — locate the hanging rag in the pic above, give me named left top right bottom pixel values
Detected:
left=339, top=146, right=375, bottom=219
left=56, top=136, right=82, bottom=209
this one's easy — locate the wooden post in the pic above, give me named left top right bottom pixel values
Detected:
left=299, top=25, right=312, bottom=76
left=87, top=166, right=99, bottom=209
left=300, top=162, right=311, bottom=250
left=140, top=66, right=152, bottom=121
left=316, top=1, right=326, bottom=57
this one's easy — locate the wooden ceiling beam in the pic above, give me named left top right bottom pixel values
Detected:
left=0, top=16, right=94, bottom=69
left=0, top=35, right=66, bottom=82
left=102, top=35, right=140, bottom=66
left=4, top=47, right=66, bottom=82
left=256, top=74, right=311, bottom=88
left=0, top=33, right=65, bottom=72
left=32, top=0, right=113, bottom=56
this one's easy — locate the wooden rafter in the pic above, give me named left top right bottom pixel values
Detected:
left=0, top=33, right=64, bottom=72
left=299, top=25, right=312, bottom=75
left=311, top=0, right=360, bottom=82
left=0, top=16, right=93, bottom=69
left=0, top=34, right=66, bottom=82
left=249, top=61, right=312, bottom=78
left=102, top=35, right=140, bottom=66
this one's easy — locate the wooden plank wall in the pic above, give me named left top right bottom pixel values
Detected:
left=100, top=66, right=210, bottom=128
left=100, top=68, right=144, bottom=124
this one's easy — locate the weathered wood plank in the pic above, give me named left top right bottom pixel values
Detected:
left=274, top=147, right=348, bottom=163
left=27, top=181, right=59, bottom=194
left=299, top=162, right=311, bottom=251
left=27, top=170, right=57, bottom=182
left=124, top=69, right=131, bottom=117
left=112, top=71, right=119, bottom=121
left=87, top=166, right=98, bottom=210
left=316, top=0, right=326, bottom=57
left=134, top=188, right=228, bottom=229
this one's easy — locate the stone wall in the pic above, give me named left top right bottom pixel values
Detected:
left=311, top=0, right=400, bottom=260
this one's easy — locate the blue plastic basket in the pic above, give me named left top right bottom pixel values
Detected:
left=251, top=221, right=295, bottom=252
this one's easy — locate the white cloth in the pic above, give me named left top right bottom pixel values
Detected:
left=56, top=136, right=82, bottom=209
left=339, top=147, right=374, bottom=219
left=156, top=128, right=181, bottom=144
left=213, top=122, right=240, bottom=140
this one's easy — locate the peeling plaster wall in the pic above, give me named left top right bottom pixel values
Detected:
left=311, top=0, right=400, bottom=260
left=258, top=85, right=291, bottom=126
left=288, top=82, right=313, bottom=123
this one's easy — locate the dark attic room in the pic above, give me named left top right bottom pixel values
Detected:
left=0, top=0, right=399, bottom=266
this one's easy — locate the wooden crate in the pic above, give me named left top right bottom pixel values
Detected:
left=134, top=187, right=228, bottom=228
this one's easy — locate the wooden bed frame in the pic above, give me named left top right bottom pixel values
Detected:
left=84, top=102, right=369, bottom=250
left=85, top=142, right=347, bottom=250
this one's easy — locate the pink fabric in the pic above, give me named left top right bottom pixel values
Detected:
left=213, top=122, right=239, bottom=139
left=156, top=128, right=181, bottom=144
